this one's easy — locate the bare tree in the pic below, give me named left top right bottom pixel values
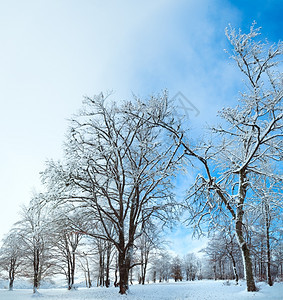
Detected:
left=77, top=250, right=93, bottom=288
left=249, top=175, right=282, bottom=286
left=41, top=95, right=181, bottom=294
left=151, top=251, right=172, bottom=283
left=15, top=195, right=55, bottom=294
left=183, top=253, right=198, bottom=281
left=142, top=23, right=282, bottom=292
left=203, top=230, right=242, bottom=283
left=0, top=230, right=23, bottom=290
left=171, top=256, right=183, bottom=282
left=49, top=206, right=84, bottom=290
left=136, top=221, right=162, bottom=285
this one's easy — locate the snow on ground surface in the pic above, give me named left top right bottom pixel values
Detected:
left=0, top=280, right=282, bottom=300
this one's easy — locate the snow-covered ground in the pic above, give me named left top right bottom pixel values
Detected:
left=0, top=280, right=282, bottom=300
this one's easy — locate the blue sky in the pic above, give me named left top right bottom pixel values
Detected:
left=0, top=0, right=282, bottom=255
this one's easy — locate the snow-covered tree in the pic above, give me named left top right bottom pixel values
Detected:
left=77, top=250, right=93, bottom=288
left=203, top=230, right=243, bottom=283
left=171, top=256, right=183, bottom=282
left=41, top=95, right=181, bottom=294
left=151, top=251, right=172, bottom=283
left=15, top=195, right=55, bottom=293
left=0, top=230, right=23, bottom=290
left=183, top=253, right=198, bottom=281
left=245, top=174, right=282, bottom=285
left=142, top=23, right=282, bottom=292
left=135, top=221, right=163, bottom=285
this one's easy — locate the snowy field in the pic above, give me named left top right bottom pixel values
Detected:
left=0, top=280, right=282, bottom=300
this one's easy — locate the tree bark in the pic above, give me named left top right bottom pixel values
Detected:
left=236, top=228, right=256, bottom=291
left=9, top=258, right=16, bottom=291
left=114, top=255, right=118, bottom=287
left=118, top=251, right=130, bottom=294
left=105, top=242, right=111, bottom=288
left=33, top=248, right=40, bottom=293
left=265, top=202, right=273, bottom=286
left=228, top=251, right=238, bottom=284
left=235, top=171, right=256, bottom=292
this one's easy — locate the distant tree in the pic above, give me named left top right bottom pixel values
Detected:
left=203, top=234, right=227, bottom=280
left=203, top=230, right=243, bottom=283
left=223, top=232, right=241, bottom=284
left=171, top=256, right=183, bottom=282
left=256, top=178, right=281, bottom=286
left=77, top=250, right=93, bottom=288
left=136, top=221, right=163, bottom=285
left=246, top=175, right=282, bottom=285
left=273, top=237, right=283, bottom=281
left=49, top=206, right=84, bottom=290
left=183, top=253, right=198, bottom=281
left=0, top=230, right=23, bottom=290
left=15, top=195, right=55, bottom=293
left=93, top=237, right=114, bottom=288
left=151, top=251, right=172, bottom=283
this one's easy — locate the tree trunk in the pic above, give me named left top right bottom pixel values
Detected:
left=118, top=219, right=134, bottom=294
left=9, top=258, right=15, bottom=291
left=236, top=215, right=256, bottom=291
left=67, top=258, right=71, bottom=290
left=9, top=276, right=14, bottom=291
left=97, top=248, right=105, bottom=287
left=153, top=270, right=156, bottom=283
left=65, top=236, right=72, bottom=290
left=236, top=171, right=256, bottom=292
left=71, top=250, right=75, bottom=289
left=105, top=243, right=111, bottom=288
left=213, top=263, right=217, bottom=280
left=140, top=248, right=144, bottom=284
left=118, top=250, right=130, bottom=294
left=229, top=251, right=238, bottom=284
left=142, top=250, right=149, bottom=285
left=265, top=202, right=273, bottom=286
left=114, top=255, right=118, bottom=287
left=260, top=241, right=264, bottom=281
left=85, top=257, right=92, bottom=288
left=33, top=248, right=40, bottom=293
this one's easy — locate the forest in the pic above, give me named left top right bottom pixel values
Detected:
left=0, top=23, right=282, bottom=297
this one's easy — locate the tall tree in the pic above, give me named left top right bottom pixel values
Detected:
left=42, top=95, right=181, bottom=294
left=143, top=23, right=282, bottom=291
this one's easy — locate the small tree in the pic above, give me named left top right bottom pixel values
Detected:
left=183, top=253, right=198, bottom=281
left=78, top=251, right=93, bottom=288
left=171, top=256, right=183, bottom=282
left=50, top=206, right=84, bottom=290
left=16, top=195, right=55, bottom=293
left=136, top=221, right=162, bottom=285
left=0, top=231, right=23, bottom=290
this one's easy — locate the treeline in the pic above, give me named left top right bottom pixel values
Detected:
left=0, top=23, right=282, bottom=295
left=1, top=199, right=281, bottom=293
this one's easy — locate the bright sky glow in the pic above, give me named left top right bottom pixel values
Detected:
left=0, top=0, right=282, bottom=254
